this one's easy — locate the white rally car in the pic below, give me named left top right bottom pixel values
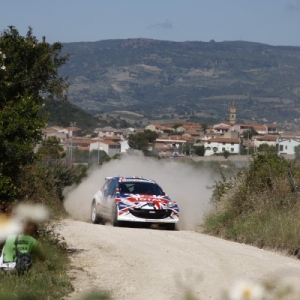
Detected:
left=91, top=176, right=179, bottom=230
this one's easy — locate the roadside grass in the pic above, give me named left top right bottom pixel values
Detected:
left=201, top=152, right=300, bottom=258
left=0, top=228, right=73, bottom=300
left=204, top=206, right=300, bottom=253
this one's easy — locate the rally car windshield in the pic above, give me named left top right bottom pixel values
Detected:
left=119, top=182, right=164, bottom=195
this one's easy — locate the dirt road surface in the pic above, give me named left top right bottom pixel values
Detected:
left=54, top=219, right=300, bottom=300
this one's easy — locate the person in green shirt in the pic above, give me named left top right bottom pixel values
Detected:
left=0, top=220, right=46, bottom=273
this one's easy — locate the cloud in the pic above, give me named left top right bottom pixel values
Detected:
left=286, top=1, right=300, bottom=11
left=146, top=19, right=173, bottom=30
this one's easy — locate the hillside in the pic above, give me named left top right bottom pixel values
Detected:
left=40, top=98, right=134, bottom=132
left=59, top=39, right=300, bottom=129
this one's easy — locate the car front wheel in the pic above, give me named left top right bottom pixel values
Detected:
left=165, top=223, right=176, bottom=230
left=91, top=202, right=101, bottom=224
left=112, top=204, right=120, bottom=227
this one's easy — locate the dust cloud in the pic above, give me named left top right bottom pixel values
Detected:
left=63, top=154, right=219, bottom=230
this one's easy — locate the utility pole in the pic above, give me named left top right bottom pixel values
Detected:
left=97, top=140, right=99, bottom=164
left=247, top=131, right=250, bottom=156
left=97, top=141, right=103, bottom=165
left=70, top=122, right=76, bottom=161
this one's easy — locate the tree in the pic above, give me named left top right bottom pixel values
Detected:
left=201, top=123, right=208, bottom=133
left=223, top=150, right=230, bottom=159
left=0, top=26, right=69, bottom=202
left=243, top=128, right=258, bottom=140
left=128, top=130, right=159, bottom=151
left=295, top=145, right=300, bottom=160
left=194, top=145, right=205, bottom=156
left=257, top=144, right=277, bottom=153
left=37, top=136, right=65, bottom=159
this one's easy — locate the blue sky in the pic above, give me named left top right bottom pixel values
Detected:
left=1, top=0, right=300, bottom=46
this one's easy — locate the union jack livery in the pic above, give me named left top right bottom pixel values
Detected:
left=91, top=176, right=179, bottom=230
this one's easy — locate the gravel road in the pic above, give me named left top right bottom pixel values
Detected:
left=54, top=219, right=300, bottom=300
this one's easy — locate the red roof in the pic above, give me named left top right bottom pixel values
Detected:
left=70, top=138, right=94, bottom=144
left=255, top=135, right=279, bottom=141
left=100, top=140, right=119, bottom=146
left=252, top=125, right=267, bottom=131
left=206, top=138, right=240, bottom=143
left=214, top=126, right=231, bottom=130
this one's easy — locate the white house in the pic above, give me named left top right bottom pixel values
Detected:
left=204, top=137, right=240, bottom=156
left=120, top=140, right=130, bottom=153
left=213, top=124, right=232, bottom=134
left=90, top=140, right=120, bottom=157
left=277, top=136, right=300, bottom=155
left=43, top=126, right=68, bottom=141
left=253, top=135, right=278, bottom=149
left=154, top=136, right=188, bottom=156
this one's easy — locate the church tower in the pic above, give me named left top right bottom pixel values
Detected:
left=229, top=103, right=236, bottom=125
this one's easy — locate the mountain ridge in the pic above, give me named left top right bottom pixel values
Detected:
left=58, top=39, right=300, bottom=130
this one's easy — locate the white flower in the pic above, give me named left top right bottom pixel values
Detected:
left=1, top=65, right=5, bottom=70
left=2, top=54, right=6, bottom=59
left=0, top=214, right=23, bottom=242
left=228, top=279, right=265, bottom=300
left=13, top=203, right=49, bottom=223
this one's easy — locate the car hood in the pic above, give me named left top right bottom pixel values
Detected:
left=119, top=193, right=172, bottom=204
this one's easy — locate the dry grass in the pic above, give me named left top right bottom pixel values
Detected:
left=202, top=152, right=300, bottom=258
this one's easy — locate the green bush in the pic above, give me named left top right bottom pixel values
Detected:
left=202, top=152, right=300, bottom=257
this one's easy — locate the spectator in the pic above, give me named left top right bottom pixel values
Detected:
left=0, top=220, right=46, bottom=274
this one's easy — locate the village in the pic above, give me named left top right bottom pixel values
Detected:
left=42, top=104, right=299, bottom=160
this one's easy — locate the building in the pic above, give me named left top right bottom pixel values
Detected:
left=229, top=103, right=237, bottom=125
left=277, top=135, right=300, bottom=155
left=253, top=135, right=279, bottom=149
left=154, top=136, right=191, bottom=156
left=204, top=137, right=240, bottom=156
left=89, top=139, right=121, bottom=157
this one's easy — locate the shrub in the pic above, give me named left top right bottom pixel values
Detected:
left=202, top=152, right=300, bottom=257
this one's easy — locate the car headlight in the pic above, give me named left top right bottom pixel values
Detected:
left=167, top=201, right=174, bottom=208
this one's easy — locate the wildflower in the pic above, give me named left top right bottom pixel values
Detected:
left=0, top=214, right=23, bottom=242
left=1, top=65, right=6, bottom=70
left=228, top=279, right=265, bottom=300
left=13, top=203, right=49, bottom=223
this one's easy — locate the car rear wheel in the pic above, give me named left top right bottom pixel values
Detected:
left=91, top=202, right=101, bottom=224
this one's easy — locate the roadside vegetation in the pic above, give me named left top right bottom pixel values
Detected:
left=202, top=150, right=300, bottom=258
left=0, top=26, right=86, bottom=300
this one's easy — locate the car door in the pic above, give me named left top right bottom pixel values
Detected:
left=103, top=179, right=117, bottom=218
left=95, top=179, right=111, bottom=217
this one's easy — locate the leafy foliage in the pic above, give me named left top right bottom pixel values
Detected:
left=37, top=136, right=66, bottom=159
left=20, top=157, right=89, bottom=206
left=204, top=152, right=300, bottom=256
left=0, top=26, right=69, bottom=202
left=295, top=144, right=300, bottom=160
left=242, top=128, right=258, bottom=139
left=193, top=145, right=205, bottom=156
left=128, top=129, right=159, bottom=150
left=257, top=143, right=277, bottom=153
left=40, top=97, right=100, bottom=133
left=223, top=150, right=230, bottom=159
